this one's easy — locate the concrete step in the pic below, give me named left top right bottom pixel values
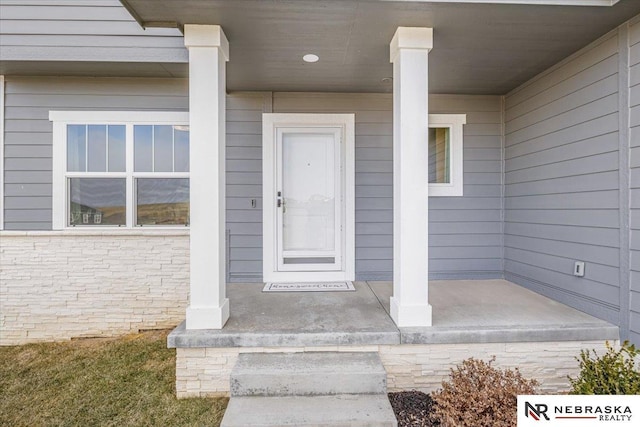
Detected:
left=230, top=352, right=387, bottom=397
left=220, top=394, right=398, bottom=427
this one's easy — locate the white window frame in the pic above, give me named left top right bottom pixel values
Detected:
left=428, top=114, right=466, bottom=197
left=49, top=111, right=189, bottom=230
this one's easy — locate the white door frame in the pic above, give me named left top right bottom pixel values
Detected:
left=263, top=113, right=355, bottom=283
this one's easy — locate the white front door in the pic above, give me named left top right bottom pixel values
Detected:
left=263, top=114, right=355, bottom=283
left=276, top=128, right=342, bottom=272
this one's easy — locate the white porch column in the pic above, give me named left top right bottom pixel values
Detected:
left=389, top=27, right=433, bottom=327
left=184, top=25, right=229, bottom=329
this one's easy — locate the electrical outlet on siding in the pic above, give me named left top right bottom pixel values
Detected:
left=574, top=261, right=585, bottom=277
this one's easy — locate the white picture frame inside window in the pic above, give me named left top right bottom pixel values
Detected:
left=49, top=111, right=190, bottom=230
left=428, top=114, right=467, bottom=197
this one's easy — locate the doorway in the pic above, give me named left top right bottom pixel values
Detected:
left=262, top=114, right=355, bottom=283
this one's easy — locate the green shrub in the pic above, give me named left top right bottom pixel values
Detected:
left=569, top=340, right=640, bottom=395
left=431, top=357, right=538, bottom=427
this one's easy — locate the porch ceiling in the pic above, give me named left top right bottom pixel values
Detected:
left=122, top=0, right=640, bottom=94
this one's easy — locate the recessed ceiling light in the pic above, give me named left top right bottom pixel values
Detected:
left=303, top=54, right=319, bottom=63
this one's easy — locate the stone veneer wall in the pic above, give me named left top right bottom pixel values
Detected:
left=175, top=340, right=613, bottom=398
left=0, top=231, right=189, bottom=345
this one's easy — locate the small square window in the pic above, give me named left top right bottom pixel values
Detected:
left=134, top=125, right=190, bottom=173
left=136, top=178, right=189, bottom=226
left=69, top=178, right=126, bottom=226
left=134, top=125, right=153, bottom=172
left=87, top=125, right=107, bottom=172
left=67, top=125, right=86, bottom=172
left=67, top=124, right=126, bottom=173
left=153, top=125, right=173, bottom=172
left=108, top=126, right=126, bottom=172
left=428, top=127, right=450, bottom=184
left=174, top=126, right=190, bottom=172
left=428, top=114, right=466, bottom=197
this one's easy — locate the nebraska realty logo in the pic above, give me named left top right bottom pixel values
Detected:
left=518, top=395, right=640, bottom=426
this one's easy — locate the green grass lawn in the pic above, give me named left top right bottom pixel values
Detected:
left=0, top=330, right=228, bottom=427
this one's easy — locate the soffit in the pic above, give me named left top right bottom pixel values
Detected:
left=100, top=1, right=640, bottom=93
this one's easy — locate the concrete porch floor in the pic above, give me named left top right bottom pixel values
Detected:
left=168, top=280, right=618, bottom=348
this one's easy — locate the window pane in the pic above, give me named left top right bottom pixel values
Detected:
left=87, top=125, right=107, bottom=172
left=136, top=178, right=189, bottom=226
left=108, top=125, right=126, bottom=172
left=428, top=127, right=450, bottom=184
left=174, top=126, right=189, bottom=172
left=282, top=132, right=335, bottom=252
left=153, top=125, right=173, bottom=172
left=69, top=178, right=126, bottom=226
left=67, top=125, right=86, bottom=172
left=134, top=125, right=153, bottom=172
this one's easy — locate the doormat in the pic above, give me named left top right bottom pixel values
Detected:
left=262, top=282, right=355, bottom=292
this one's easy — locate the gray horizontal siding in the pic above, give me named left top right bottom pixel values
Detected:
left=630, top=18, right=640, bottom=345
left=225, top=93, right=265, bottom=281
left=429, top=95, right=502, bottom=279
left=228, top=92, right=503, bottom=281
left=2, top=76, right=189, bottom=230
left=504, top=30, right=623, bottom=327
left=0, top=0, right=187, bottom=63
left=3, top=82, right=502, bottom=283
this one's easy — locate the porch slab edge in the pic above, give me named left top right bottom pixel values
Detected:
left=400, top=324, right=619, bottom=344
left=167, top=322, right=401, bottom=348
left=168, top=321, right=619, bottom=348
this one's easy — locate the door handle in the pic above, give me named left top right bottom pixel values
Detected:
left=277, top=193, right=286, bottom=213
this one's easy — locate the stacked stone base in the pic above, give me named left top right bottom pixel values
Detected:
left=0, top=231, right=189, bottom=345
left=176, top=340, right=611, bottom=397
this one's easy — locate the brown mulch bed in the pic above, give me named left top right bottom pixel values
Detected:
left=388, top=391, right=440, bottom=427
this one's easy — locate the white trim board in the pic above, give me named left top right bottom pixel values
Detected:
left=49, top=111, right=189, bottom=123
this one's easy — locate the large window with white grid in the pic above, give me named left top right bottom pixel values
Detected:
left=50, top=111, right=190, bottom=229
